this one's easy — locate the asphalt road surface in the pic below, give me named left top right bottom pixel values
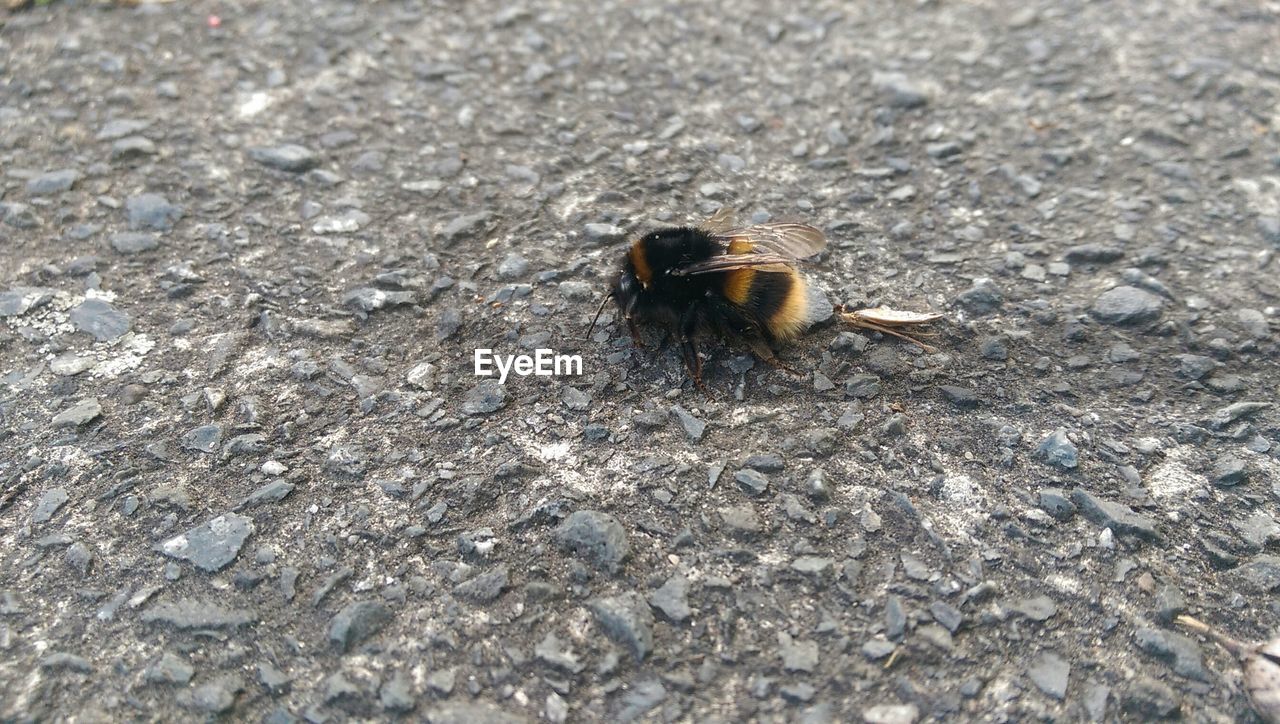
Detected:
left=2, top=0, right=1279, bottom=721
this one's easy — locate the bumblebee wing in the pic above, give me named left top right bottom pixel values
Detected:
left=670, top=253, right=796, bottom=276
left=698, top=206, right=737, bottom=234
left=672, top=221, right=826, bottom=276
left=718, top=223, right=827, bottom=259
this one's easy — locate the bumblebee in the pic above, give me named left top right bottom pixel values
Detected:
left=587, top=208, right=831, bottom=390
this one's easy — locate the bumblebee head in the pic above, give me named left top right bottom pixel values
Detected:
left=617, top=268, right=641, bottom=297
left=584, top=266, right=638, bottom=340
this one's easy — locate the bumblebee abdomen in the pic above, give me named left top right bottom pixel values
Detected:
left=722, top=268, right=756, bottom=306
left=767, top=271, right=819, bottom=340
left=720, top=268, right=825, bottom=341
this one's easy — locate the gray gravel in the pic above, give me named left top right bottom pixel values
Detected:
left=2, top=0, right=1279, bottom=722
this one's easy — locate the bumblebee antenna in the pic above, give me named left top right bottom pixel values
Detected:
left=584, top=292, right=614, bottom=340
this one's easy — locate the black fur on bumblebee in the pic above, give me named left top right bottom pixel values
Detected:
left=586, top=208, right=830, bottom=391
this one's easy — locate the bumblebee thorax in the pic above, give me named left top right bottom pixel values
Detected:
left=626, top=227, right=715, bottom=289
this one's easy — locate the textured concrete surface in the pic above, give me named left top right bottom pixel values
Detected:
left=2, top=0, right=1279, bottom=721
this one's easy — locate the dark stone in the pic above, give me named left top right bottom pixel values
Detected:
left=927, top=141, right=962, bottom=158
left=1132, top=628, right=1208, bottom=681
left=831, top=332, right=869, bottom=353
left=955, top=278, right=1003, bottom=314
left=720, top=504, right=762, bottom=538
left=873, top=72, right=929, bottom=108
left=343, top=287, right=416, bottom=313
left=145, top=652, right=195, bottom=684
left=844, top=374, right=881, bottom=398
left=256, top=662, right=291, bottom=694
left=321, top=672, right=361, bottom=703
left=380, top=671, right=416, bottom=712
left=671, top=405, right=706, bottom=441
left=885, top=595, right=906, bottom=639
left=553, top=510, right=629, bottom=573
left=97, top=118, right=151, bottom=140
left=249, top=144, right=319, bottom=172
left=1231, top=555, right=1280, bottom=592
left=1009, top=595, right=1058, bottom=622
left=1037, top=429, right=1079, bottom=469
left=440, top=212, right=491, bottom=244
left=0, top=286, right=56, bottom=317
left=1064, top=244, right=1124, bottom=263
left=929, top=601, right=963, bottom=633
left=181, top=424, right=223, bottom=453
left=1203, top=402, right=1270, bottom=430
left=589, top=593, right=654, bottom=661
left=1210, top=456, right=1247, bottom=486
left=1070, top=488, right=1162, bottom=542
left=1037, top=488, right=1076, bottom=520
left=178, top=677, right=242, bottom=714
left=110, top=232, right=160, bottom=254
left=1153, top=585, right=1186, bottom=624
left=584, top=223, right=624, bottom=244
left=1175, top=354, right=1216, bottom=380
left=32, top=488, right=69, bottom=523
left=423, top=701, right=526, bottom=724
left=141, top=599, right=255, bottom=629
left=979, top=335, right=1008, bottom=360
left=111, top=136, right=157, bottom=159
left=3, top=200, right=41, bottom=228
left=158, top=513, right=253, bottom=572
left=778, top=632, right=819, bottom=672
left=649, top=574, right=692, bottom=623
left=734, top=468, right=769, bottom=496
left=462, top=380, right=507, bottom=415
left=329, top=600, right=392, bottom=652
left=1027, top=651, right=1070, bottom=699
left=535, top=632, right=586, bottom=673
left=237, top=481, right=294, bottom=509
left=65, top=543, right=92, bottom=574
left=1091, top=286, right=1163, bottom=325
left=126, top=193, right=182, bottom=231
left=436, top=307, right=463, bottom=339
left=40, top=652, right=93, bottom=672
left=496, top=253, right=529, bottom=280
left=454, top=566, right=508, bottom=602
left=51, top=398, right=102, bottom=428
left=27, top=169, right=82, bottom=195
left=615, top=680, right=667, bottom=723
left=1121, top=676, right=1179, bottom=719
left=69, top=298, right=130, bottom=341
left=939, top=385, right=979, bottom=408
left=1258, top=215, right=1280, bottom=246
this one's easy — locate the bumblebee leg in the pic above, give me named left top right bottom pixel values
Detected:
left=680, top=336, right=709, bottom=393
left=750, top=339, right=801, bottom=377
left=656, top=329, right=673, bottom=352
left=702, top=297, right=800, bottom=381
left=626, top=317, right=645, bottom=348
left=679, top=306, right=709, bottom=393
